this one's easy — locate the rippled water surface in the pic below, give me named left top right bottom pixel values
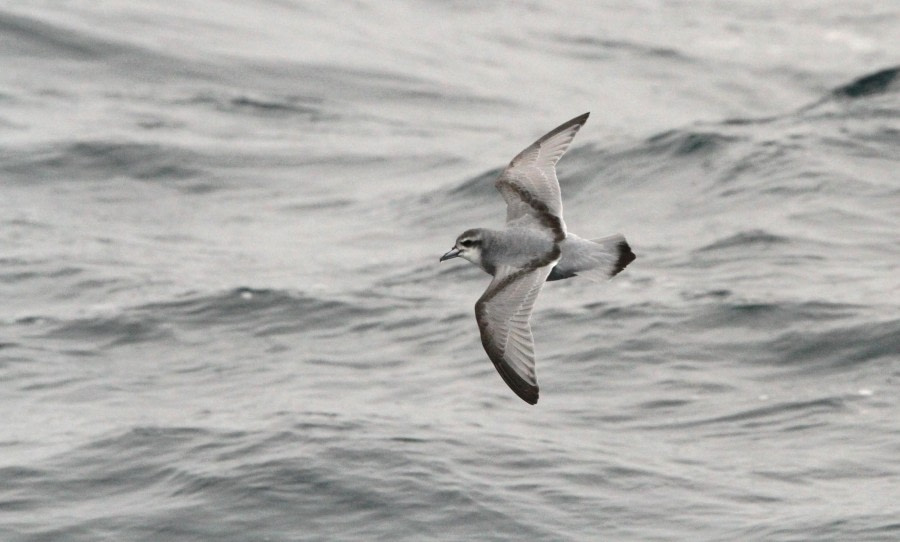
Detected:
left=2, top=2, right=899, bottom=540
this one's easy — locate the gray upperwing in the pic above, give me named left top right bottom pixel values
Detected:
left=494, top=113, right=589, bottom=242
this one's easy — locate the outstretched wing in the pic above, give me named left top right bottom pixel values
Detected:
left=495, top=112, right=589, bottom=242
left=474, top=262, right=555, bottom=405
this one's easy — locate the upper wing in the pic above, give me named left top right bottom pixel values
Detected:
left=474, top=263, right=555, bottom=405
left=495, top=112, right=589, bottom=242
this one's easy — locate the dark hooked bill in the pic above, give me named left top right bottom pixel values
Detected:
left=440, top=248, right=461, bottom=261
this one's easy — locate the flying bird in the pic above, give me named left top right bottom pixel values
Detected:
left=440, top=113, right=635, bottom=405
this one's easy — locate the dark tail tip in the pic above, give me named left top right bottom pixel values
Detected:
left=612, top=241, right=636, bottom=276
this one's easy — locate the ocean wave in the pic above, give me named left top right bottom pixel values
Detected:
left=793, top=65, right=900, bottom=122
left=764, top=318, right=900, bottom=371
left=697, top=230, right=790, bottom=252
left=550, top=34, right=692, bottom=62
left=400, top=64, right=899, bottom=240
left=3, top=418, right=548, bottom=541
left=181, top=92, right=327, bottom=120
left=0, top=8, right=216, bottom=85
left=1, top=141, right=203, bottom=184
left=45, top=316, right=174, bottom=348
left=0, top=10, right=122, bottom=60
left=32, top=288, right=377, bottom=348
left=648, top=396, right=848, bottom=432
left=642, top=130, right=741, bottom=157
left=685, top=300, right=864, bottom=331
left=831, top=66, right=900, bottom=99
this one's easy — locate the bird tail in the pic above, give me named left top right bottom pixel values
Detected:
left=547, top=233, right=636, bottom=282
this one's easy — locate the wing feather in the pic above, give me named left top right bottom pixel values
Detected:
left=495, top=113, right=589, bottom=241
left=474, top=263, right=555, bottom=405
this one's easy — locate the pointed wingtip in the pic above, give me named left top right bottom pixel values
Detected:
left=497, top=365, right=540, bottom=405
left=481, top=339, right=541, bottom=405
left=560, top=112, right=590, bottom=131
left=513, top=384, right=539, bottom=405
left=510, top=378, right=540, bottom=405
left=566, top=112, right=590, bottom=129
left=541, top=112, right=591, bottom=143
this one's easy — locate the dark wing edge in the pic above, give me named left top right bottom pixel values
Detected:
left=476, top=304, right=540, bottom=405
left=508, top=112, right=591, bottom=168
left=474, top=261, right=557, bottom=406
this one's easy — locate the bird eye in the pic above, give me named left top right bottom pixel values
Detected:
left=460, top=239, right=473, bottom=248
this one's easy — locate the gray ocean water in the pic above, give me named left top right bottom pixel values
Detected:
left=2, top=2, right=899, bottom=540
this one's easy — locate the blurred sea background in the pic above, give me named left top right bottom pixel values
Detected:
left=2, top=1, right=899, bottom=540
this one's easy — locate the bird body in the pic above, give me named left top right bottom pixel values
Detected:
left=440, top=113, right=635, bottom=404
left=449, top=227, right=556, bottom=276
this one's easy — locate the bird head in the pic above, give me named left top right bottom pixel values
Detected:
left=440, top=228, right=485, bottom=266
